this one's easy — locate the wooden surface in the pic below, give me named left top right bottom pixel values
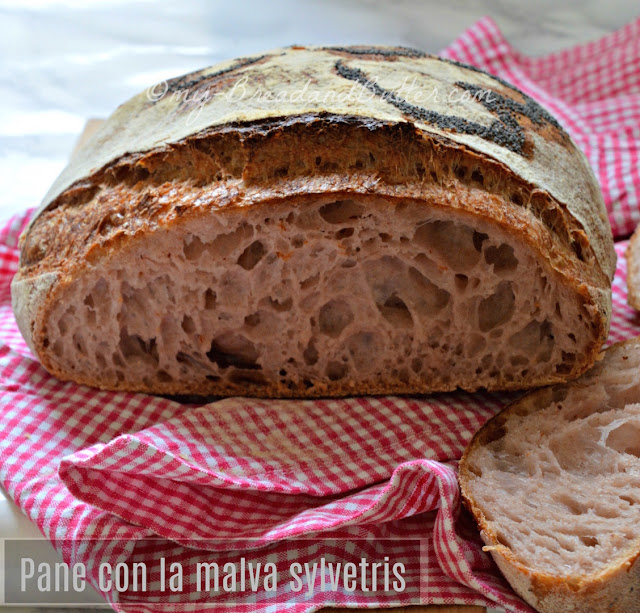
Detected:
left=71, top=120, right=487, bottom=613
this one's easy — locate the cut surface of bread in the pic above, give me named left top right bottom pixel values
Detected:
left=12, top=46, right=615, bottom=396
left=626, top=226, right=640, bottom=310
left=460, top=337, right=640, bottom=612
left=30, top=196, right=596, bottom=396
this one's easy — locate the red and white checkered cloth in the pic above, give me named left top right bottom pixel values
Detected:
left=442, top=16, right=640, bottom=239
left=1, top=16, right=640, bottom=613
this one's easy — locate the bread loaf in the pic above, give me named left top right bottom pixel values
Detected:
left=12, top=46, right=615, bottom=396
left=459, top=338, right=640, bottom=613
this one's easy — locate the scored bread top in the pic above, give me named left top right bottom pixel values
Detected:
left=29, top=45, right=614, bottom=283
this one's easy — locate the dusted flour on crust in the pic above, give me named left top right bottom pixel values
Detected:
left=12, top=46, right=615, bottom=396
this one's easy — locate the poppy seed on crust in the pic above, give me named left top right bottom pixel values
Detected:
left=162, top=55, right=267, bottom=95
left=323, top=45, right=427, bottom=58
left=439, top=56, right=563, bottom=131
left=335, top=60, right=527, bottom=154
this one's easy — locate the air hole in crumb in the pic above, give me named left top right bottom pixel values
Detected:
left=204, top=289, right=217, bottom=310
left=604, top=422, right=640, bottom=457
left=237, top=241, right=265, bottom=270
left=303, top=339, right=319, bottom=365
left=119, top=332, right=159, bottom=366
left=244, top=313, right=260, bottom=327
left=183, top=235, right=206, bottom=260
left=495, top=532, right=511, bottom=548
left=326, top=361, right=347, bottom=381
left=484, top=244, right=518, bottom=273
left=571, top=234, right=587, bottom=261
left=319, top=299, right=354, bottom=337
left=181, top=315, right=196, bottom=334
left=471, top=169, right=484, bottom=184
left=267, top=296, right=293, bottom=312
left=555, top=495, right=587, bottom=515
left=580, top=536, right=598, bottom=547
left=346, top=332, right=378, bottom=369
left=414, top=221, right=482, bottom=270
left=378, top=294, right=413, bottom=328
left=336, top=227, right=354, bottom=239
left=300, top=274, right=319, bottom=290
left=229, top=370, right=267, bottom=386
left=454, top=165, right=467, bottom=180
left=555, top=363, right=573, bottom=375
left=73, top=332, right=87, bottom=356
left=319, top=200, right=364, bottom=224
left=478, top=282, right=515, bottom=332
left=455, top=274, right=468, bottom=291
left=473, top=231, right=489, bottom=252
left=206, top=333, right=259, bottom=370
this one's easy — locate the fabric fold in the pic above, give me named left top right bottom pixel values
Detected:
left=57, top=397, right=492, bottom=547
left=441, top=16, right=640, bottom=238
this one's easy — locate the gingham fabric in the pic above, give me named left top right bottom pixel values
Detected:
left=441, top=16, right=640, bottom=239
left=1, top=16, right=640, bottom=613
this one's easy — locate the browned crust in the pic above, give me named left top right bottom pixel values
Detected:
left=19, top=188, right=609, bottom=397
left=626, top=226, right=640, bottom=311
left=12, top=46, right=616, bottom=396
left=459, top=338, right=640, bottom=612
left=14, top=118, right=611, bottom=397
left=18, top=116, right=608, bottom=283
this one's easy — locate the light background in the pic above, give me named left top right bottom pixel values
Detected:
left=1, top=0, right=639, bottom=220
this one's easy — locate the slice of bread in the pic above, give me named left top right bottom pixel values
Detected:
left=626, top=227, right=640, bottom=310
left=459, top=337, right=640, bottom=613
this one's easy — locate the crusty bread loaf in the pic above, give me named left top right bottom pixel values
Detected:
left=626, top=226, right=640, bottom=310
left=12, top=46, right=615, bottom=397
left=459, top=337, right=640, bottom=613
